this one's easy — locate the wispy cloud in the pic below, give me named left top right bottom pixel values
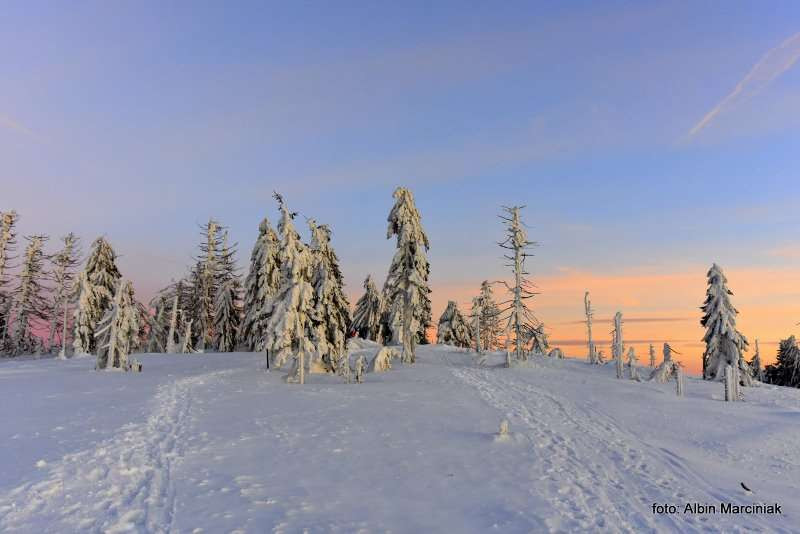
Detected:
left=0, top=114, right=34, bottom=136
left=767, top=244, right=800, bottom=260
left=550, top=338, right=694, bottom=347
left=557, top=317, right=693, bottom=326
left=688, top=32, right=800, bottom=138
left=0, top=113, right=43, bottom=142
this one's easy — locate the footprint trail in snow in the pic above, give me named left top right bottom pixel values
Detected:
left=0, top=370, right=232, bottom=533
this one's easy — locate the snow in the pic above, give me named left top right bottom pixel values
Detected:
left=1, top=347, right=799, bottom=532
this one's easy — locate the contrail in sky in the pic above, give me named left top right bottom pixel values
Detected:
left=688, top=32, right=800, bottom=138
left=0, top=113, right=38, bottom=139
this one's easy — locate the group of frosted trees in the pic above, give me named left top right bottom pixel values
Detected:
left=350, top=187, right=433, bottom=364
left=72, top=236, right=145, bottom=371
left=142, top=194, right=351, bottom=382
left=580, top=300, right=685, bottom=394
left=425, top=206, right=548, bottom=365
left=764, top=336, right=800, bottom=387
left=149, top=219, right=243, bottom=355
left=578, top=262, right=800, bottom=398
left=9, top=194, right=799, bottom=392
left=0, top=207, right=144, bottom=371
left=2, top=186, right=437, bottom=383
left=0, top=210, right=86, bottom=358
left=141, top=187, right=432, bottom=383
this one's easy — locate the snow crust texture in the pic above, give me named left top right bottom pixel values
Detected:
left=0, top=367, right=232, bottom=533
left=1, top=348, right=799, bottom=533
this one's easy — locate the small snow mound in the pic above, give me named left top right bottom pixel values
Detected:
left=368, top=347, right=398, bottom=373
left=494, top=419, right=511, bottom=443
left=106, top=509, right=145, bottom=533
left=348, top=337, right=381, bottom=350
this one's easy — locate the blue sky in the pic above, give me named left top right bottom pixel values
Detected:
left=3, top=1, right=800, bottom=367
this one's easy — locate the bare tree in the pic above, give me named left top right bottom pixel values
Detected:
left=612, top=311, right=624, bottom=379
left=497, top=206, right=542, bottom=364
left=585, top=291, right=599, bottom=364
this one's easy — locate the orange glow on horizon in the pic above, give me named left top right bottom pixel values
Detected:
left=412, top=266, right=800, bottom=375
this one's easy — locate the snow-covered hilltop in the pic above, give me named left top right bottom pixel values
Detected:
left=1, top=345, right=798, bottom=533
left=2, top=187, right=799, bottom=532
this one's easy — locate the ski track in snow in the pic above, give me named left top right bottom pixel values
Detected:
left=0, top=369, right=233, bottom=533
left=451, top=365, right=786, bottom=534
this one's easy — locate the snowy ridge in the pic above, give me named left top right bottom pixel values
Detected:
left=451, top=365, right=790, bottom=533
left=0, top=369, right=232, bottom=533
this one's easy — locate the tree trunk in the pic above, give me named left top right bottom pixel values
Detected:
left=724, top=365, right=734, bottom=401
left=166, top=296, right=179, bottom=354
left=402, top=292, right=414, bottom=364
left=514, top=245, right=524, bottom=361
left=47, top=311, right=58, bottom=353
left=474, top=313, right=481, bottom=354
left=59, top=302, right=68, bottom=358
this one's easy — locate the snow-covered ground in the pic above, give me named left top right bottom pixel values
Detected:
left=1, top=345, right=798, bottom=533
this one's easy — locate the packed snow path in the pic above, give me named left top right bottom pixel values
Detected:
left=0, top=367, right=233, bottom=532
left=1, top=347, right=798, bottom=532
left=451, top=365, right=784, bottom=533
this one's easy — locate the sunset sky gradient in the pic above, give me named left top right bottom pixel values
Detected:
left=3, top=1, right=800, bottom=373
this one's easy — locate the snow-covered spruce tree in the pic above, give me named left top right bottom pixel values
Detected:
left=436, top=300, right=472, bottom=348
left=0, top=297, right=11, bottom=353
left=497, top=206, right=542, bottom=363
left=9, top=235, right=50, bottom=355
left=134, top=300, right=154, bottom=351
left=649, top=344, right=656, bottom=368
left=165, top=295, right=180, bottom=353
left=146, top=294, right=169, bottom=353
left=471, top=295, right=482, bottom=353
left=764, top=336, right=800, bottom=388
left=73, top=237, right=121, bottom=355
left=700, top=263, right=751, bottom=385
left=585, top=291, right=599, bottom=364
left=749, top=338, right=765, bottom=382
left=649, top=342, right=679, bottom=383
left=382, top=187, right=431, bottom=363
left=47, top=233, right=81, bottom=354
left=352, top=275, right=383, bottom=342
left=0, top=210, right=20, bottom=349
left=213, top=232, right=242, bottom=352
left=307, top=219, right=351, bottom=374
left=95, top=279, right=139, bottom=370
left=148, top=280, right=187, bottom=353
left=663, top=342, right=674, bottom=364
left=214, top=277, right=240, bottom=352
left=263, top=193, right=314, bottom=383
left=627, top=347, right=639, bottom=380
left=240, top=217, right=281, bottom=351
left=477, top=281, right=501, bottom=350
left=612, top=311, right=624, bottom=379
left=72, top=272, right=95, bottom=356
left=0, top=211, right=19, bottom=288
left=182, top=262, right=205, bottom=349
left=194, top=219, right=224, bottom=352
left=180, top=317, right=194, bottom=354
left=528, top=323, right=549, bottom=355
